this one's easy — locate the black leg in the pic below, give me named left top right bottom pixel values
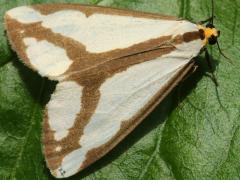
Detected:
left=205, top=48, right=219, bottom=86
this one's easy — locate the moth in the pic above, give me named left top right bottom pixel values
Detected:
left=4, top=2, right=221, bottom=178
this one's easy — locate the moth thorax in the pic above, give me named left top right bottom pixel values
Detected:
left=198, top=24, right=220, bottom=46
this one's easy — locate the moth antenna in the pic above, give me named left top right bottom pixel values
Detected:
left=211, top=0, right=232, bottom=64
left=216, top=41, right=233, bottom=64
left=211, top=0, right=214, bottom=24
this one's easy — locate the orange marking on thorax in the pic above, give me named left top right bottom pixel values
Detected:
left=197, top=25, right=219, bottom=46
left=204, top=28, right=218, bottom=39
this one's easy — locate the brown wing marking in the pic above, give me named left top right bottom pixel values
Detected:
left=32, top=4, right=178, bottom=20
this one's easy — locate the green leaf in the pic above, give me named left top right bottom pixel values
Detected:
left=0, top=0, right=240, bottom=179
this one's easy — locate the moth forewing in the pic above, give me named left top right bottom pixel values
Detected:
left=4, top=4, right=212, bottom=178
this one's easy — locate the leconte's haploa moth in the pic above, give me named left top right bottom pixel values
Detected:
left=4, top=2, right=223, bottom=178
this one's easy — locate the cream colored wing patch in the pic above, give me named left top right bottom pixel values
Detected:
left=6, top=6, right=43, bottom=23
left=23, top=38, right=73, bottom=78
left=47, top=81, right=83, bottom=141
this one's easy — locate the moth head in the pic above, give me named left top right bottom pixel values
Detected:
left=198, top=22, right=231, bottom=63
left=198, top=23, right=220, bottom=46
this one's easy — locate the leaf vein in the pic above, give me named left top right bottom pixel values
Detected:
left=9, top=79, right=45, bottom=179
left=138, top=127, right=161, bottom=180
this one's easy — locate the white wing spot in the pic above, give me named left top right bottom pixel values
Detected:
left=6, top=6, right=44, bottom=23
left=55, top=146, right=62, bottom=152
left=47, top=81, right=83, bottom=141
left=23, top=37, right=73, bottom=79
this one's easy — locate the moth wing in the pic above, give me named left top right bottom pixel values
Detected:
left=43, top=37, right=202, bottom=178
left=5, top=4, right=197, bottom=81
